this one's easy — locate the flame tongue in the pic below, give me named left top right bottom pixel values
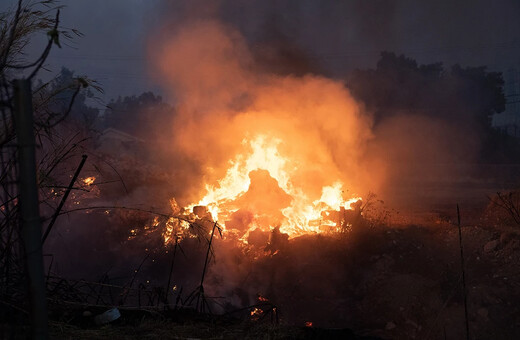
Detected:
left=187, top=135, right=361, bottom=240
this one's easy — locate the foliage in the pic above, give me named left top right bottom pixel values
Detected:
left=104, top=92, right=172, bottom=137
left=34, top=67, right=102, bottom=130
left=0, top=3, right=102, bottom=335
left=349, top=51, right=504, bottom=126
left=347, top=51, right=513, bottom=162
left=1, top=1, right=60, bottom=71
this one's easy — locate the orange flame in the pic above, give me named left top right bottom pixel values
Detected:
left=162, top=217, right=191, bottom=245
left=153, top=22, right=373, bottom=244
left=258, top=295, right=269, bottom=302
left=250, top=307, right=263, bottom=317
left=82, top=176, right=96, bottom=186
left=186, top=135, right=361, bottom=240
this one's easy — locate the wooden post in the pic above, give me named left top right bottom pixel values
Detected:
left=14, top=79, right=48, bottom=340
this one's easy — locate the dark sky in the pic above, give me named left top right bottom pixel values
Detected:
left=3, top=0, right=520, bottom=106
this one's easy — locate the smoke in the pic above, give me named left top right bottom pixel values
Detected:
left=143, top=18, right=379, bottom=309
left=365, top=112, right=481, bottom=208
left=148, top=20, right=376, bottom=206
left=145, top=3, right=498, bottom=213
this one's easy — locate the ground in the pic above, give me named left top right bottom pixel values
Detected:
left=36, top=201, right=520, bottom=339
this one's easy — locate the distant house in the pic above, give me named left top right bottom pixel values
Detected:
left=492, top=68, right=520, bottom=137
left=96, top=128, right=145, bottom=157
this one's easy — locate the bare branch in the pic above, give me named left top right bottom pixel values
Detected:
left=28, top=9, right=60, bottom=80
left=0, top=0, right=22, bottom=71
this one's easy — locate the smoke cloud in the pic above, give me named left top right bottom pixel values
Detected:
left=149, top=20, right=376, bottom=207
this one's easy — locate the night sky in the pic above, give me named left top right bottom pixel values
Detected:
left=3, top=0, right=520, bottom=106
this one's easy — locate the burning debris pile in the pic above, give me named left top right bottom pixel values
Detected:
left=184, top=135, right=363, bottom=239
left=160, top=135, right=365, bottom=247
left=146, top=20, right=378, bottom=244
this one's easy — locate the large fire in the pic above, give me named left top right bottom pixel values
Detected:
left=150, top=21, right=375, bottom=243
left=185, top=134, right=361, bottom=240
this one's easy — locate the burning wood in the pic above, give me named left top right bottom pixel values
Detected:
left=250, top=307, right=263, bottom=319
left=149, top=22, right=374, bottom=245
left=176, top=134, right=363, bottom=244
left=82, top=176, right=96, bottom=186
left=257, top=295, right=269, bottom=302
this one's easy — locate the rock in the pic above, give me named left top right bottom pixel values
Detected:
left=385, top=321, right=396, bottom=330
left=484, top=240, right=499, bottom=253
left=82, top=310, right=92, bottom=317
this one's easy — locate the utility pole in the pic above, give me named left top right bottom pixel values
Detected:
left=14, top=79, right=48, bottom=340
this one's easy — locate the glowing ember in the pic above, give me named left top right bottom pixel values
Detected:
left=162, top=217, right=191, bottom=245
left=250, top=307, right=263, bottom=317
left=186, top=135, right=361, bottom=240
left=82, top=176, right=96, bottom=186
left=258, top=295, right=269, bottom=302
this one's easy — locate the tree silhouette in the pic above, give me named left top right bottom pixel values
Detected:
left=348, top=51, right=511, bottom=162
left=104, top=91, right=172, bottom=137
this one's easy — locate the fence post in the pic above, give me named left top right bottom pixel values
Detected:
left=14, top=79, right=48, bottom=340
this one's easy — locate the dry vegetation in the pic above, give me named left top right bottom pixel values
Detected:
left=19, top=203, right=520, bottom=339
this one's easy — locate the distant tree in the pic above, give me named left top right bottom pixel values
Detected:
left=348, top=51, right=504, bottom=129
left=347, top=52, right=510, bottom=162
left=103, top=91, right=172, bottom=137
left=449, top=64, right=505, bottom=131
left=349, top=52, right=440, bottom=122
left=35, top=67, right=101, bottom=130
